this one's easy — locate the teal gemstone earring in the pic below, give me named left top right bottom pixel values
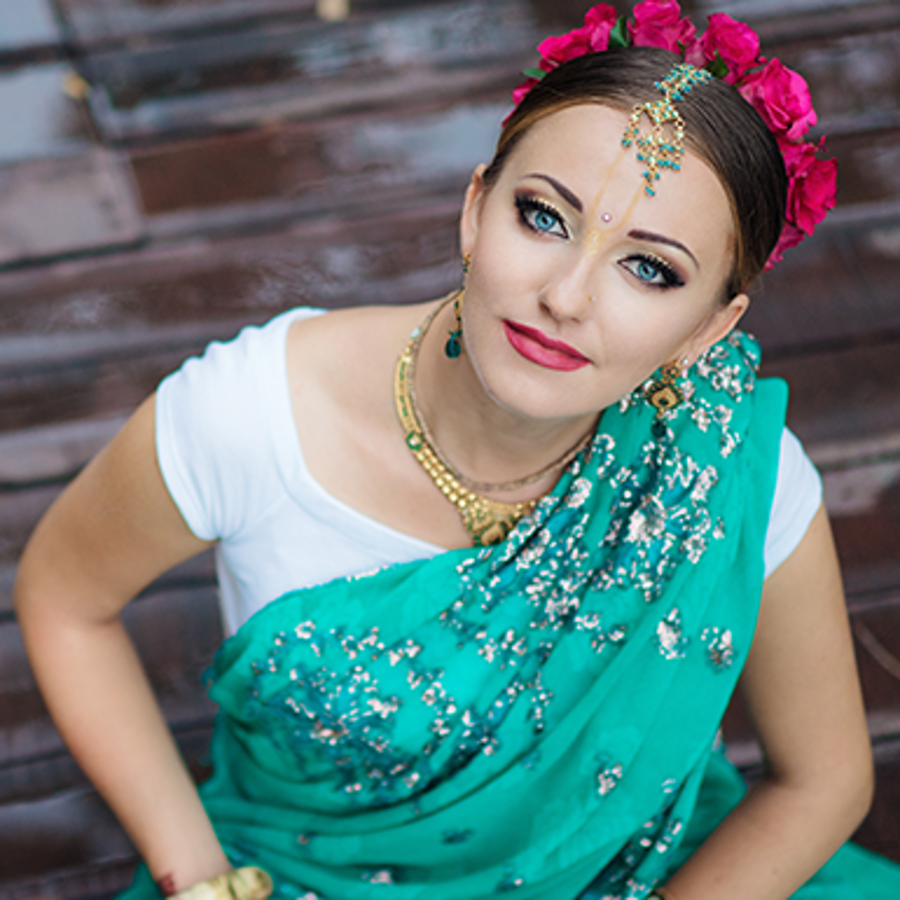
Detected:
left=444, top=253, right=469, bottom=359
left=444, top=293, right=463, bottom=359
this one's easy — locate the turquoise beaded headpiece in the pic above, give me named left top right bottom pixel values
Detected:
left=621, top=62, right=714, bottom=197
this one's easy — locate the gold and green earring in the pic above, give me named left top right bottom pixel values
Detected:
left=445, top=253, right=470, bottom=359
left=645, top=359, right=686, bottom=417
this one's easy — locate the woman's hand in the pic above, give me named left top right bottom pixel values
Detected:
left=14, top=396, right=231, bottom=891
left=662, top=504, right=873, bottom=899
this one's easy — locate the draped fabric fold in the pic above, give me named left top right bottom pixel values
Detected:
left=125, top=331, right=862, bottom=899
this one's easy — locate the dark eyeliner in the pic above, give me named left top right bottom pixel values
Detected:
left=626, top=252, right=685, bottom=289
left=514, top=194, right=567, bottom=236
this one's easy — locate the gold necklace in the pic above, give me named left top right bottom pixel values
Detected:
left=394, top=298, right=536, bottom=547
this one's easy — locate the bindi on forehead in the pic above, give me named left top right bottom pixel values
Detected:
left=584, top=181, right=644, bottom=257
left=580, top=138, right=651, bottom=256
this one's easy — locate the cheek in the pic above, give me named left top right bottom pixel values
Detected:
left=472, top=227, right=530, bottom=287
left=464, top=241, right=542, bottom=326
left=595, top=290, right=718, bottom=382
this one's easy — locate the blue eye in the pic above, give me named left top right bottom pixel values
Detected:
left=534, top=209, right=559, bottom=232
left=637, top=260, right=658, bottom=281
left=515, top=196, right=568, bottom=238
left=620, top=254, right=684, bottom=289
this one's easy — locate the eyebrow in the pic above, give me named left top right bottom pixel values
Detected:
left=523, top=173, right=583, bottom=213
left=628, top=229, right=700, bottom=270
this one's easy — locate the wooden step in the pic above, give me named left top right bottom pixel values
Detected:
left=80, top=1, right=539, bottom=143
left=55, top=0, right=470, bottom=48
left=764, top=339, right=900, bottom=448
left=741, top=212, right=900, bottom=357
left=128, top=96, right=505, bottom=239
left=0, top=61, right=144, bottom=268
left=0, top=0, right=63, bottom=63
left=56, top=0, right=320, bottom=46
left=715, top=0, right=900, bottom=39
left=855, top=753, right=900, bottom=863
left=1, top=787, right=136, bottom=897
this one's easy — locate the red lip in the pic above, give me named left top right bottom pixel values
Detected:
left=503, top=320, right=591, bottom=371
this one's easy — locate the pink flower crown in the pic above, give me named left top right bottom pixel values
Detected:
left=511, top=0, right=837, bottom=269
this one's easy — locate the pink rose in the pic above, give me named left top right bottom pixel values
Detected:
left=583, top=4, right=619, bottom=51
left=629, top=0, right=697, bottom=55
left=739, top=58, right=817, bottom=140
left=779, top=137, right=838, bottom=234
left=537, top=29, right=592, bottom=66
left=765, top=137, right=837, bottom=266
left=537, top=4, right=618, bottom=66
left=510, top=76, right=540, bottom=112
left=700, top=13, right=761, bottom=84
left=682, top=40, right=707, bottom=69
left=766, top=223, right=805, bottom=269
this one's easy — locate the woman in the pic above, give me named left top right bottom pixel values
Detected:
left=14, top=4, right=900, bottom=899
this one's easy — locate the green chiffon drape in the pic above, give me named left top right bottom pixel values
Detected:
left=120, top=333, right=900, bottom=899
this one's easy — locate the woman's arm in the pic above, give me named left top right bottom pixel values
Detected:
left=659, top=504, right=873, bottom=900
left=14, top=396, right=232, bottom=893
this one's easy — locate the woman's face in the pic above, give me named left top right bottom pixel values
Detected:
left=458, top=103, right=748, bottom=424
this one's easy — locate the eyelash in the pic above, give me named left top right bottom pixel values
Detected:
left=619, top=253, right=685, bottom=290
left=515, top=195, right=568, bottom=238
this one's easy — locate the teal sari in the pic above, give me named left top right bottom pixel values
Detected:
left=122, top=333, right=900, bottom=899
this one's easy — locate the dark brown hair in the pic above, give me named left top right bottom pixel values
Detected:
left=483, top=47, right=787, bottom=299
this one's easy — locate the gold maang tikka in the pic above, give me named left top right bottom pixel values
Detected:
left=622, top=62, right=713, bottom=197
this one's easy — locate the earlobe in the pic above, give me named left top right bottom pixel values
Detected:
left=460, top=164, right=488, bottom=256
left=687, top=292, right=750, bottom=364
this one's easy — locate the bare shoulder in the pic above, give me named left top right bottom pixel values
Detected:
left=287, top=304, right=422, bottom=376
left=285, top=302, right=432, bottom=415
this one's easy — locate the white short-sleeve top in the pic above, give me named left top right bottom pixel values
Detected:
left=156, top=309, right=823, bottom=635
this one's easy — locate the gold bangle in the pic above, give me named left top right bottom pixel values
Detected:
left=168, top=867, right=273, bottom=900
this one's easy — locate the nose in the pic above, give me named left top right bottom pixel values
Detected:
left=540, top=256, right=597, bottom=323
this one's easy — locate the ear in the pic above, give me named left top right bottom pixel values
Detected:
left=684, top=292, right=751, bottom=365
left=459, top=164, right=488, bottom=259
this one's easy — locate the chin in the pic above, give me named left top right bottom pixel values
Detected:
left=473, top=360, right=611, bottom=424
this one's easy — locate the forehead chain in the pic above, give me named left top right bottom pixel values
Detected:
left=621, top=63, right=714, bottom=197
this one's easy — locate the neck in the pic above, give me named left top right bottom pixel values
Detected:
left=412, top=299, right=599, bottom=499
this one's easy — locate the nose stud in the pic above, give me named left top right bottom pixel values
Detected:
left=589, top=294, right=596, bottom=303
left=601, top=212, right=613, bottom=223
